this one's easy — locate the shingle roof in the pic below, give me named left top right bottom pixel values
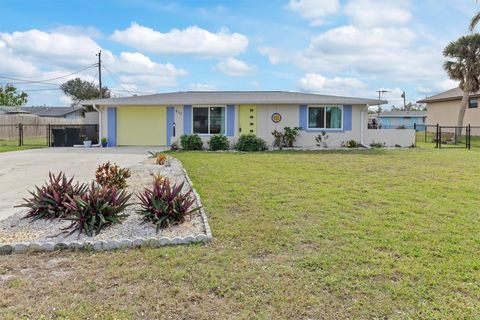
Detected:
left=417, top=88, right=480, bottom=103
left=379, top=110, right=427, bottom=118
left=82, top=91, right=387, bottom=106
left=0, top=106, right=31, bottom=114
left=20, top=106, right=83, bottom=117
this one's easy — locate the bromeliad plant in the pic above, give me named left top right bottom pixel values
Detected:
left=17, top=172, right=88, bottom=220
left=63, top=183, right=131, bottom=236
left=156, top=154, right=167, bottom=165
left=137, top=178, right=200, bottom=232
left=95, top=162, right=131, bottom=189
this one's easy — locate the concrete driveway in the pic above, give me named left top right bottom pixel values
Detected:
left=0, top=147, right=164, bottom=221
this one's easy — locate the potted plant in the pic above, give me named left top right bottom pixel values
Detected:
left=83, top=136, right=92, bottom=148
left=101, top=137, right=108, bottom=147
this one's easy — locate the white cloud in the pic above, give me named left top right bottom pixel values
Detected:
left=189, top=83, right=217, bottom=91
left=258, top=46, right=290, bottom=65
left=106, top=52, right=187, bottom=89
left=298, top=73, right=366, bottom=95
left=215, top=58, right=256, bottom=76
left=344, top=0, right=411, bottom=28
left=58, top=95, right=73, bottom=105
left=296, top=25, right=443, bottom=81
left=287, top=0, right=340, bottom=26
left=0, top=28, right=188, bottom=104
left=51, top=25, right=103, bottom=39
left=1, top=29, right=101, bottom=68
left=111, top=23, right=248, bottom=57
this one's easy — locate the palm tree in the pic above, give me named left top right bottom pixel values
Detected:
left=443, top=34, right=480, bottom=135
left=471, top=12, right=480, bottom=31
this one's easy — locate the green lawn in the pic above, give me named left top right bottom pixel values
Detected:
left=1, top=149, right=480, bottom=319
left=0, top=145, right=45, bottom=153
left=0, top=137, right=47, bottom=152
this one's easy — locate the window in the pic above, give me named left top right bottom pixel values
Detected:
left=193, top=106, right=226, bottom=134
left=308, top=106, right=342, bottom=129
left=469, top=98, right=478, bottom=109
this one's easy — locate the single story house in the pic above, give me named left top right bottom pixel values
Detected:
left=20, top=106, right=84, bottom=119
left=418, top=88, right=480, bottom=133
left=0, top=106, right=33, bottom=115
left=83, top=91, right=415, bottom=148
left=377, top=110, right=426, bottom=130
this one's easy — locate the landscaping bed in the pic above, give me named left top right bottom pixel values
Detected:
left=0, top=156, right=211, bottom=253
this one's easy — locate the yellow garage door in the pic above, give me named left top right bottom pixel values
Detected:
left=117, top=106, right=166, bottom=146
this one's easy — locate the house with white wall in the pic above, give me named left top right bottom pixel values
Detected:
left=83, top=91, right=414, bottom=148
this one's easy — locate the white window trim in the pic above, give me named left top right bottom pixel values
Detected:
left=192, top=105, right=227, bottom=135
left=307, top=105, right=344, bottom=130
left=469, top=98, right=478, bottom=109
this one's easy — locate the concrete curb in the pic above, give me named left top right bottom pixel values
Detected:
left=0, top=161, right=212, bottom=255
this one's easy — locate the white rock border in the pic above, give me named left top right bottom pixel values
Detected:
left=0, top=161, right=212, bottom=255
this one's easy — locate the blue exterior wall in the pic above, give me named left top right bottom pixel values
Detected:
left=107, top=107, right=117, bottom=147
left=226, top=105, right=235, bottom=136
left=380, top=116, right=425, bottom=129
left=166, top=106, right=175, bottom=146
left=183, top=105, right=192, bottom=135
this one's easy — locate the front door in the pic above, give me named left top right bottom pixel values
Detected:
left=239, top=105, right=257, bottom=135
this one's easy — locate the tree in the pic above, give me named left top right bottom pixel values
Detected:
left=0, top=85, right=28, bottom=106
left=471, top=12, right=480, bottom=31
left=443, top=34, right=480, bottom=135
left=60, top=78, right=110, bottom=106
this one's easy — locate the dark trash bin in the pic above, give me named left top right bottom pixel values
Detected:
left=51, top=129, right=65, bottom=147
left=65, top=127, right=81, bottom=146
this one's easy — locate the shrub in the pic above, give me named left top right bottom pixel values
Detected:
left=95, top=162, right=131, bottom=189
left=208, top=134, right=230, bottom=151
left=271, top=130, right=285, bottom=150
left=283, top=126, right=302, bottom=147
left=180, top=134, right=203, bottom=150
left=63, top=183, right=131, bottom=236
left=370, top=141, right=385, bottom=148
left=17, top=172, right=88, bottom=220
left=235, top=134, right=267, bottom=152
left=315, top=131, right=329, bottom=148
left=170, top=141, right=179, bottom=151
left=341, top=140, right=360, bottom=148
left=137, top=178, right=200, bottom=232
left=151, top=172, right=164, bottom=184
left=156, top=154, right=167, bottom=165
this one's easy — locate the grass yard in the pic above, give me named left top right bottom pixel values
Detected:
left=1, top=149, right=480, bottom=319
left=0, top=145, right=45, bottom=153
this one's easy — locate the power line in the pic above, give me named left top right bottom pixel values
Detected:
left=102, top=64, right=142, bottom=95
left=19, top=88, right=63, bottom=92
left=0, top=64, right=97, bottom=84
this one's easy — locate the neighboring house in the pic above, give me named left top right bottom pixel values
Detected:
left=0, top=106, right=33, bottom=115
left=20, top=106, right=84, bottom=119
left=377, top=110, right=427, bottom=130
left=418, top=88, right=480, bottom=129
left=83, top=91, right=415, bottom=148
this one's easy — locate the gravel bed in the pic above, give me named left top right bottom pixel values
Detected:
left=0, top=156, right=212, bottom=254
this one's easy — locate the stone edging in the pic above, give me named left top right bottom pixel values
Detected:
left=0, top=163, right=212, bottom=255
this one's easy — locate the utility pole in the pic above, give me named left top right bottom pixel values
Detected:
left=96, top=50, right=103, bottom=98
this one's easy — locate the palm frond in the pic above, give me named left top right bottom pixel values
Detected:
left=470, top=12, right=480, bottom=31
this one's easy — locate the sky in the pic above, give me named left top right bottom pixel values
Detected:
left=0, top=0, right=477, bottom=107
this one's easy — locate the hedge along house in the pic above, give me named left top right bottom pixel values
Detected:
left=83, top=91, right=414, bottom=148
